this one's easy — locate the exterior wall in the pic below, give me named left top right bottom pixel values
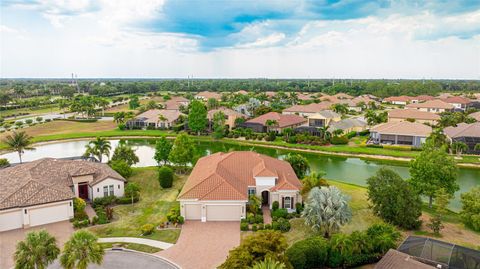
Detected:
left=0, top=208, right=23, bottom=231
left=414, top=107, right=449, bottom=113
left=180, top=200, right=247, bottom=222
left=91, top=178, right=125, bottom=200
left=271, top=191, right=302, bottom=212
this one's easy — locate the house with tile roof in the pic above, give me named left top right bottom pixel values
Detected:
left=388, top=109, right=440, bottom=125
left=195, top=91, right=222, bottom=101
left=328, top=118, right=368, bottom=134
left=283, top=102, right=333, bottom=117
left=306, top=110, right=341, bottom=127
left=441, top=96, right=473, bottom=110
left=207, top=107, right=246, bottom=130
left=127, top=109, right=184, bottom=129
left=243, top=112, right=307, bottom=132
left=469, top=111, right=480, bottom=121
left=370, top=121, right=432, bottom=147
left=162, top=96, right=190, bottom=110
left=410, top=95, right=435, bottom=103
left=382, top=96, right=412, bottom=105
left=178, top=151, right=302, bottom=222
left=444, top=122, right=480, bottom=154
left=405, top=99, right=454, bottom=113
left=0, top=158, right=126, bottom=232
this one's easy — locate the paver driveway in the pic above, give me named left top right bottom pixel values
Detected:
left=157, top=221, right=240, bottom=269
left=0, top=221, right=74, bottom=269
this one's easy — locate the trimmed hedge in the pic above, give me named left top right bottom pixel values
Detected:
left=330, top=136, right=349, bottom=145
left=158, top=166, right=174, bottom=188
left=286, top=237, right=329, bottom=269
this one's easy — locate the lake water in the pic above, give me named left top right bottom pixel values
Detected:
left=1, top=139, right=478, bottom=211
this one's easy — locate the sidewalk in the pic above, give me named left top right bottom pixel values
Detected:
left=262, top=206, right=272, bottom=224
left=98, top=237, right=174, bottom=250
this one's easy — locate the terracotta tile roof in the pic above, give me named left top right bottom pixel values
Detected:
left=441, top=96, right=472, bottom=104
left=469, top=111, right=480, bottom=121
left=412, top=95, right=435, bottom=101
left=333, top=93, right=353, bottom=99
left=207, top=107, right=246, bottom=119
left=196, top=91, right=222, bottom=100
left=383, top=96, right=413, bottom=102
left=406, top=99, right=454, bottom=109
left=371, top=121, right=432, bottom=137
left=283, top=102, right=333, bottom=113
left=178, top=151, right=301, bottom=201
left=444, top=122, right=480, bottom=138
left=163, top=96, right=189, bottom=110
left=375, top=249, right=434, bottom=269
left=135, top=109, right=184, bottom=123
left=246, top=112, right=306, bottom=128
left=297, top=93, right=314, bottom=100
left=351, top=96, right=378, bottom=106
left=388, top=109, right=440, bottom=121
left=0, top=158, right=125, bottom=210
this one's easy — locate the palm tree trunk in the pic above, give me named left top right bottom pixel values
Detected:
left=18, top=151, right=22, bottom=164
left=429, top=196, right=433, bottom=208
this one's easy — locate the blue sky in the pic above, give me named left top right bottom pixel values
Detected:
left=0, top=0, right=479, bottom=78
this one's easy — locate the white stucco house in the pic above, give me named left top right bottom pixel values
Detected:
left=0, top=158, right=126, bottom=232
left=178, top=151, right=302, bottom=222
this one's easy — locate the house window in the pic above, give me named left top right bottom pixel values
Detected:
left=248, top=188, right=256, bottom=196
left=103, top=186, right=108, bottom=197
left=109, top=185, right=114, bottom=196
left=97, top=188, right=99, bottom=192
left=284, top=197, right=291, bottom=209
left=118, top=185, right=120, bottom=189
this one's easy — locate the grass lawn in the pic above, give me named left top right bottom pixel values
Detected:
left=99, top=242, right=162, bottom=253
left=88, top=167, right=186, bottom=243
left=0, top=104, right=60, bottom=118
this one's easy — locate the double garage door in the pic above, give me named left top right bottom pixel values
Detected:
left=184, top=204, right=242, bottom=221
left=0, top=202, right=71, bottom=232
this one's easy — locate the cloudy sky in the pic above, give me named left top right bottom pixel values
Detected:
left=1, top=0, right=479, bottom=79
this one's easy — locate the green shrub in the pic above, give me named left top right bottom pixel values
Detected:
left=45, top=119, right=52, bottom=122
left=257, top=224, right=264, bottom=230
left=272, top=201, right=279, bottom=211
left=141, top=224, right=155, bottom=235
left=460, top=187, right=480, bottom=231
left=73, top=197, right=86, bottom=212
left=295, top=202, right=304, bottom=214
left=118, top=123, right=126, bottom=130
left=73, top=210, right=89, bottom=221
left=346, top=131, right=357, bottom=139
left=241, top=218, right=248, bottom=224
left=177, top=216, right=185, bottom=224
left=286, top=212, right=296, bottom=219
left=95, top=209, right=109, bottom=224
left=35, top=117, right=43, bottom=122
left=158, top=166, right=174, bottom=188
left=0, top=158, right=10, bottom=167
left=255, top=215, right=264, bottom=224
left=366, top=144, right=383, bottom=148
left=240, top=222, right=249, bottom=231
left=92, top=196, right=117, bottom=208
left=286, top=236, right=328, bottom=269
left=15, top=121, right=23, bottom=126
left=271, top=208, right=288, bottom=219
left=276, top=218, right=291, bottom=232
left=264, top=224, right=272, bottom=230
left=73, top=219, right=90, bottom=228
left=109, top=159, right=132, bottom=178
left=25, top=119, right=33, bottom=124
left=330, top=136, right=349, bottom=145
left=252, top=224, right=258, bottom=231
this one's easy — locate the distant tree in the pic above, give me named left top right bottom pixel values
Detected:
left=409, top=142, right=459, bottom=208
left=0, top=92, right=12, bottom=107
left=367, top=168, right=422, bottom=229
left=111, top=144, right=139, bottom=166
left=284, top=153, right=309, bottom=179
left=169, top=133, right=195, bottom=172
left=145, top=100, right=158, bottom=110
left=128, top=95, right=140, bottom=109
left=3, top=131, right=35, bottom=163
left=58, top=99, right=70, bottom=118
left=158, top=166, right=174, bottom=188
left=302, top=186, right=352, bottom=238
left=328, top=233, right=354, bottom=268
left=154, top=136, right=172, bottom=165
left=188, top=100, right=208, bottom=135
left=60, top=230, right=104, bottom=269
left=14, top=230, right=60, bottom=269
left=113, top=111, right=134, bottom=125
left=212, top=111, right=226, bottom=139
left=110, top=159, right=132, bottom=178
left=219, top=231, right=288, bottom=269
left=97, top=98, right=110, bottom=116
left=475, top=143, right=480, bottom=151
left=426, top=129, right=448, bottom=148
left=365, top=110, right=387, bottom=126
left=460, top=186, right=480, bottom=231
left=301, top=171, right=328, bottom=198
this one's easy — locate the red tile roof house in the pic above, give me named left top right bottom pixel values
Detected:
left=370, top=121, right=432, bottom=147
left=162, top=96, right=190, bottom=110
left=282, top=102, right=333, bottom=117
left=388, top=109, right=440, bottom=125
left=178, top=151, right=302, bottom=222
left=243, top=112, right=307, bottom=133
left=405, top=99, right=454, bottom=113
left=440, top=96, right=473, bottom=110
left=382, top=96, right=413, bottom=105
left=195, top=91, right=222, bottom=101
left=0, top=158, right=126, bottom=232
left=410, top=95, right=435, bottom=103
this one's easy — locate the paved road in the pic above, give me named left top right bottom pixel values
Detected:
left=48, top=250, right=179, bottom=269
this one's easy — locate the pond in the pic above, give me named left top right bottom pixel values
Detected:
left=1, top=139, right=478, bottom=211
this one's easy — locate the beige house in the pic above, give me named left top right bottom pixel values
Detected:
left=283, top=102, right=333, bottom=117
left=207, top=107, right=246, bottom=130
left=178, top=151, right=302, bottom=222
left=328, top=118, right=368, bottom=134
left=195, top=91, right=222, bottom=101
left=163, top=96, right=190, bottom=110
left=383, top=96, right=412, bottom=105
left=244, top=112, right=307, bottom=132
left=127, top=109, right=184, bottom=129
left=370, top=121, right=432, bottom=147
left=0, top=158, right=125, bottom=232
left=388, top=109, right=440, bottom=125
left=405, top=99, right=454, bottom=113
left=307, top=110, right=341, bottom=127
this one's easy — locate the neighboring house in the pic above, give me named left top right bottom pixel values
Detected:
left=388, top=109, right=440, bottom=125
left=243, top=112, right=307, bottom=132
left=297, top=93, right=314, bottom=101
left=469, top=111, right=480, bottom=121
left=195, top=91, right=222, bottom=101
left=410, top=95, right=435, bottom=103
left=0, top=158, right=125, bottom=232
left=333, top=93, right=354, bottom=99
left=382, top=96, right=412, bottom=105
left=444, top=122, right=480, bottom=154
left=307, top=110, right=341, bottom=127
left=337, top=99, right=363, bottom=112
left=127, top=109, right=184, bottom=129
left=207, top=107, right=246, bottom=130
left=441, top=96, right=472, bottom=110
left=178, top=151, right=302, bottom=222
left=405, top=99, right=454, bottom=113
left=163, top=96, right=190, bottom=110
left=375, top=249, right=434, bottom=269
left=370, top=121, right=432, bottom=147
left=328, top=118, right=368, bottom=134
left=283, top=102, right=333, bottom=117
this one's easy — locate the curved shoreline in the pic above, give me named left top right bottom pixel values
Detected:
left=1, top=135, right=479, bottom=169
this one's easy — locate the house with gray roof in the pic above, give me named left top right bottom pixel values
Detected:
left=444, top=122, right=480, bottom=154
left=328, top=118, right=368, bottom=134
left=0, top=158, right=126, bottom=232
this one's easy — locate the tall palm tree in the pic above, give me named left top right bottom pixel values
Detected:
left=14, top=230, right=60, bottom=269
left=97, top=98, right=110, bottom=116
left=265, top=119, right=278, bottom=133
left=86, top=137, right=111, bottom=162
left=3, top=131, right=35, bottom=163
left=451, top=141, right=468, bottom=156
left=251, top=257, right=286, bottom=269
left=60, top=230, right=104, bottom=269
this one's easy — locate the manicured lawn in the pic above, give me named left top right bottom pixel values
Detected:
left=0, top=104, right=60, bottom=118
left=88, top=167, right=186, bottom=243
left=99, top=242, right=162, bottom=253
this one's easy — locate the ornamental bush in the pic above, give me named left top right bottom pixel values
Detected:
left=141, top=224, right=155, bottom=235
left=158, top=166, right=174, bottom=188
left=272, top=201, right=279, bottom=211
left=240, top=222, right=249, bottom=231
left=271, top=208, right=288, bottom=219
left=330, top=136, right=349, bottom=145
left=286, top=236, right=329, bottom=269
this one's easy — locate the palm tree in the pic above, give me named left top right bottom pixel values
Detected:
left=86, top=137, right=111, bottom=162
left=302, top=186, right=352, bottom=238
left=332, top=129, right=344, bottom=136
left=475, top=143, right=480, bottom=151
left=60, top=230, right=104, bottom=269
left=3, top=131, right=35, bottom=163
left=451, top=141, right=468, bottom=156
left=330, top=233, right=354, bottom=269
left=14, top=230, right=60, bottom=269
left=319, top=126, right=331, bottom=141
left=251, top=257, right=286, bottom=269
left=265, top=119, right=278, bottom=133
left=58, top=99, right=70, bottom=118
left=97, top=98, right=110, bottom=116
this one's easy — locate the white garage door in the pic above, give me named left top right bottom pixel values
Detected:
left=184, top=204, right=202, bottom=220
left=0, top=209, right=23, bottom=232
left=206, top=204, right=242, bottom=221
left=29, top=202, right=71, bottom=227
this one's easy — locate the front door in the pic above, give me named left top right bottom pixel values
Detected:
left=261, top=191, right=269, bottom=206
left=78, top=184, right=89, bottom=200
